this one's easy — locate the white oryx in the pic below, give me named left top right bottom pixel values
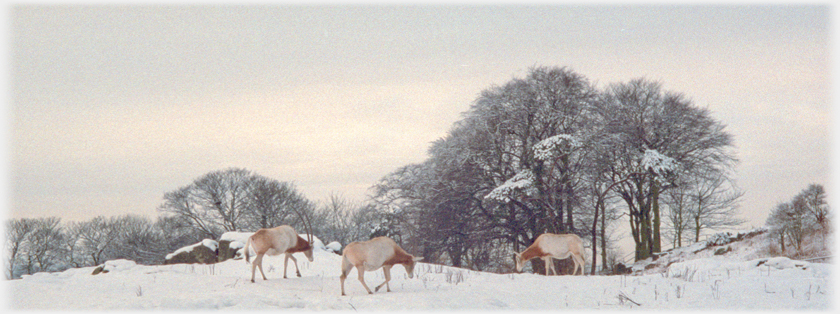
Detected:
left=514, top=233, right=585, bottom=276
left=244, top=225, right=314, bottom=283
left=340, top=236, right=423, bottom=296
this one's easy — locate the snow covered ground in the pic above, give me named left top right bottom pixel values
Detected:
left=6, top=237, right=831, bottom=311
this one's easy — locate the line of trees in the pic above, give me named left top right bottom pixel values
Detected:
left=5, top=168, right=379, bottom=280
left=6, top=65, right=749, bottom=278
left=4, top=215, right=205, bottom=279
left=370, top=66, right=741, bottom=273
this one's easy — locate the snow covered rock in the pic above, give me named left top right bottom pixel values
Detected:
left=164, top=239, right=218, bottom=265
left=757, top=257, right=809, bottom=270
left=218, top=231, right=253, bottom=261
left=92, top=259, right=139, bottom=275
left=301, top=234, right=327, bottom=251
left=325, top=241, right=342, bottom=254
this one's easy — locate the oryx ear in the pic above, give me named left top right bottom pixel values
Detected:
left=413, top=256, right=424, bottom=262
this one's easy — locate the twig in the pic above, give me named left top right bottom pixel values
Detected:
left=618, top=291, right=641, bottom=306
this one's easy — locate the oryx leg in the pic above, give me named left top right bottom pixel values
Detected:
left=251, top=254, right=267, bottom=282
left=571, top=254, right=584, bottom=275
left=340, top=257, right=353, bottom=296
left=543, top=257, right=555, bottom=276
left=375, top=265, right=392, bottom=292
left=250, top=254, right=258, bottom=283
left=356, top=265, right=374, bottom=294
left=284, top=253, right=300, bottom=278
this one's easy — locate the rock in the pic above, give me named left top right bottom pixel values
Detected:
left=91, top=265, right=109, bottom=275
left=217, top=240, right=241, bottom=262
left=164, top=239, right=219, bottom=265
left=613, top=263, right=632, bottom=275
left=325, top=241, right=342, bottom=254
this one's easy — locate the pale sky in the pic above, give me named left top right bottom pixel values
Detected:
left=9, top=5, right=832, bottom=235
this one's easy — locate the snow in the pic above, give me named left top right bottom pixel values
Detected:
left=7, top=233, right=831, bottom=310
left=219, top=231, right=253, bottom=244
left=641, top=149, right=678, bottom=175
left=165, top=239, right=219, bottom=260
left=325, top=241, right=342, bottom=253
left=533, top=134, right=579, bottom=160
left=485, top=169, right=538, bottom=202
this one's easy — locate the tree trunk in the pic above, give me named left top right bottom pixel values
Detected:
left=600, top=201, right=608, bottom=273
left=694, top=215, right=701, bottom=243
left=590, top=196, right=599, bottom=275
left=651, top=180, right=661, bottom=254
left=779, top=232, right=786, bottom=253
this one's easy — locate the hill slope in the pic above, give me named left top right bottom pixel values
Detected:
left=7, top=233, right=831, bottom=310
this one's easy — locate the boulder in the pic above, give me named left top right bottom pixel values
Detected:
left=91, top=265, right=108, bottom=275
left=613, top=263, right=632, bottom=275
left=164, top=239, right=219, bottom=265
left=325, top=241, right=342, bottom=254
left=218, top=231, right=253, bottom=262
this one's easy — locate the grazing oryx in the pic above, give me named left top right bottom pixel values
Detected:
left=340, top=236, right=423, bottom=296
left=514, top=233, right=585, bottom=276
left=244, top=225, right=314, bottom=283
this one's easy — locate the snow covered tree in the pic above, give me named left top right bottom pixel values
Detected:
left=371, top=66, right=738, bottom=271
left=594, top=78, right=737, bottom=261
left=474, top=67, right=598, bottom=240
left=413, top=66, right=601, bottom=274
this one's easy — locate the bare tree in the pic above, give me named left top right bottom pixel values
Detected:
left=159, top=186, right=221, bottom=239
left=796, top=184, right=830, bottom=234
left=243, top=176, right=308, bottom=230
left=769, top=184, right=831, bottom=257
left=159, top=168, right=251, bottom=238
left=767, top=202, right=793, bottom=253
left=75, top=216, right=120, bottom=266
left=160, top=168, right=317, bottom=239
left=663, top=183, right=693, bottom=248
left=21, top=217, right=63, bottom=275
left=192, top=168, right=252, bottom=233
left=315, top=192, right=358, bottom=245
left=686, top=168, right=745, bottom=242
left=154, top=215, right=207, bottom=255
left=5, top=218, right=34, bottom=279
left=60, top=222, right=85, bottom=268
left=107, top=215, right=168, bottom=265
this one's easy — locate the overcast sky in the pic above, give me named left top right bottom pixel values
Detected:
left=9, top=5, right=832, bottom=234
